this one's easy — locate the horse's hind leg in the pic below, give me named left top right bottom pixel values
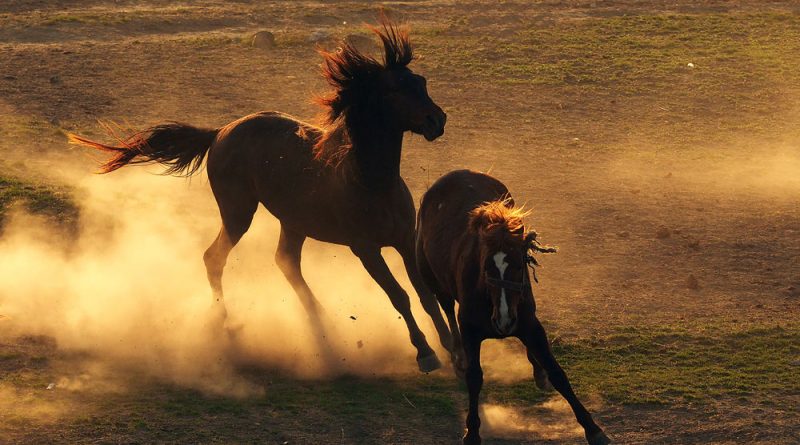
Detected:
left=399, top=243, right=454, bottom=356
left=274, top=226, right=323, bottom=317
left=351, top=244, right=441, bottom=372
left=203, top=183, right=258, bottom=321
left=519, top=317, right=610, bottom=445
left=274, top=226, right=337, bottom=368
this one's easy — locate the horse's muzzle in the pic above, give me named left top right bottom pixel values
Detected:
left=422, top=109, right=447, bottom=141
left=492, top=316, right=518, bottom=336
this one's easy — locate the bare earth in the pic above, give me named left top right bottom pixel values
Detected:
left=1, top=1, right=799, bottom=444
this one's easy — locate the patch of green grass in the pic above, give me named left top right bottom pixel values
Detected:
left=0, top=175, right=77, bottom=226
left=422, top=12, right=800, bottom=91
left=493, top=323, right=800, bottom=406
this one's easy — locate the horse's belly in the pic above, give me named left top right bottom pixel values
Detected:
left=263, top=196, right=407, bottom=247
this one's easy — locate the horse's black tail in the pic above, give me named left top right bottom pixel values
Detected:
left=69, top=123, right=219, bottom=176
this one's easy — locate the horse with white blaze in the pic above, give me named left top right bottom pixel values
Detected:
left=415, top=169, right=610, bottom=445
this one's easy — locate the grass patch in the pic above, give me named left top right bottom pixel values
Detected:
left=492, top=323, right=800, bottom=406
left=422, top=12, right=800, bottom=92
left=0, top=175, right=77, bottom=226
left=2, top=322, right=798, bottom=442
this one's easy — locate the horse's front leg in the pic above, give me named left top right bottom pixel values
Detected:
left=442, top=299, right=467, bottom=379
left=351, top=244, right=441, bottom=372
left=532, top=357, right=553, bottom=391
left=462, top=329, right=483, bottom=445
left=518, top=316, right=610, bottom=445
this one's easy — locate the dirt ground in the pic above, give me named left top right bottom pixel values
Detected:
left=1, top=1, right=799, bottom=444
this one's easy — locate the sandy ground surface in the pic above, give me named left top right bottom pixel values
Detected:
left=1, top=1, right=799, bottom=444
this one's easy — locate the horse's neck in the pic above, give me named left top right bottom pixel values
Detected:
left=347, top=123, right=404, bottom=189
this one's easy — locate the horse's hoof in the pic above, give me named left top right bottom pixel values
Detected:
left=462, top=432, right=481, bottom=445
left=417, top=352, right=442, bottom=373
left=586, top=430, right=611, bottom=445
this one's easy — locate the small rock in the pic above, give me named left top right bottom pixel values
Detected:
left=687, top=239, right=701, bottom=250
left=349, top=315, right=357, bottom=320
left=251, top=31, right=276, bottom=50
left=3, top=75, right=16, bottom=81
left=656, top=226, right=671, bottom=239
left=309, top=29, right=332, bottom=43
left=687, top=62, right=695, bottom=68
left=687, top=274, right=699, bottom=290
left=357, top=340, right=363, bottom=349
left=617, top=231, right=630, bottom=239
left=46, top=383, right=55, bottom=390
left=49, top=75, right=61, bottom=84
left=664, top=172, right=673, bottom=178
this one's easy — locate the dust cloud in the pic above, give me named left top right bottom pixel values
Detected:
left=606, top=144, right=800, bottom=200
left=480, top=398, right=584, bottom=441
left=0, top=167, right=433, bottom=397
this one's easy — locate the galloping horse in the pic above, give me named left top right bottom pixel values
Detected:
left=70, top=17, right=453, bottom=373
left=415, top=170, right=610, bottom=444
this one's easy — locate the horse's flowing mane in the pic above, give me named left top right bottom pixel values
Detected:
left=469, top=199, right=531, bottom=247
left=313, top=14, right=414, bottom=165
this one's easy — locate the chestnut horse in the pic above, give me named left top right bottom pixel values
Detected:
left=415, top=170, right=610, bottom=444
left=70, top=18, right=453, bottom=373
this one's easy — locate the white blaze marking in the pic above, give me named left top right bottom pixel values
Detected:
left=492, top=252, right=511, bottom=330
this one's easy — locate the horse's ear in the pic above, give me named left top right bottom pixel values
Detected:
left=524, top=230, right=538, bottom=246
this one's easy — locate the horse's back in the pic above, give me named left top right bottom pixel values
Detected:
left=207, top=111, right=320, bottom=179
left=419, top=169, right=511, bottom=232
left=416, top=170, right=512, bottom=296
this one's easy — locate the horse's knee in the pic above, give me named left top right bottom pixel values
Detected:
left=388, top=288, right=413, bottom=313
left=465, top=365, right=483, bottom=384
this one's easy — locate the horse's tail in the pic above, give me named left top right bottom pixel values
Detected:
left=68, top=123, right=219, bottom=176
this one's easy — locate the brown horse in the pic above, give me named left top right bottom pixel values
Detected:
left=69, top=18, right=453, bottom=373
left=415, top=170, right=610, bottom=445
